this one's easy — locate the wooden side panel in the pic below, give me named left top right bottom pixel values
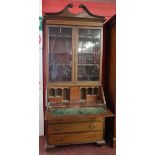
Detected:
left=103, top=15, right=116, bottom=148
left=47, top=131, right=103, bottom=145
left=47, top=121, right=104, bottom=134
left=43, top=19, right=47, bottom=114
left=70, top=86, right=80, bottom=101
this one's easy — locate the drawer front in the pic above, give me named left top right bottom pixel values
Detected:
left=48, top=97, right=62, bottom=103
left=48, top=118, right=104, bottom=124
left=47, top=131, right=103, bottom=145
left=47, top=121, right=104, bottom=134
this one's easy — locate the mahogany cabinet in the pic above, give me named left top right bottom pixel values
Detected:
left=43, top=3, right=115, bottom=149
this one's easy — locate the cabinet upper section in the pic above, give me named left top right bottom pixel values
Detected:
left=44, top=3, right=105, bottom=86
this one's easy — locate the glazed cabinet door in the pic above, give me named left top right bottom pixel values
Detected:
left=47, top=26, right=74, bottom=83
left=76, top=27, right=103, bottom=84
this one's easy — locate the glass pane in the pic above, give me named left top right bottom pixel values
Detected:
left=78, top=29, right=101, bottom=81
left=48, top=27, right=72, bottom=82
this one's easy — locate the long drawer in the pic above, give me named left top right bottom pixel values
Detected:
left=47, top=121, right=104, bottom=134
left=47, top=118, right=104, bottom=124
left=47, top=131, right=103, bottom=145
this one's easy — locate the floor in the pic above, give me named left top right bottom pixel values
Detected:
left=40, top=136, right=116, bottom=155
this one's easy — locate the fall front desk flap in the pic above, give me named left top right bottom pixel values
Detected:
left=48, top=107, right=107, bottom=116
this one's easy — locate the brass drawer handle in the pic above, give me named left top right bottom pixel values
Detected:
left=88, top=125, right=96, bottom=129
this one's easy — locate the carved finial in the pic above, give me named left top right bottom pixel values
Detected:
left=79, top=4, right=105, bottom=20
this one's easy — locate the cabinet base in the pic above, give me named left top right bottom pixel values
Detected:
left=45, top=140, right=106, bottom=150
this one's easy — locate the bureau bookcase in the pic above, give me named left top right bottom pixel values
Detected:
left=43, top=3, right=114, bottom=149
